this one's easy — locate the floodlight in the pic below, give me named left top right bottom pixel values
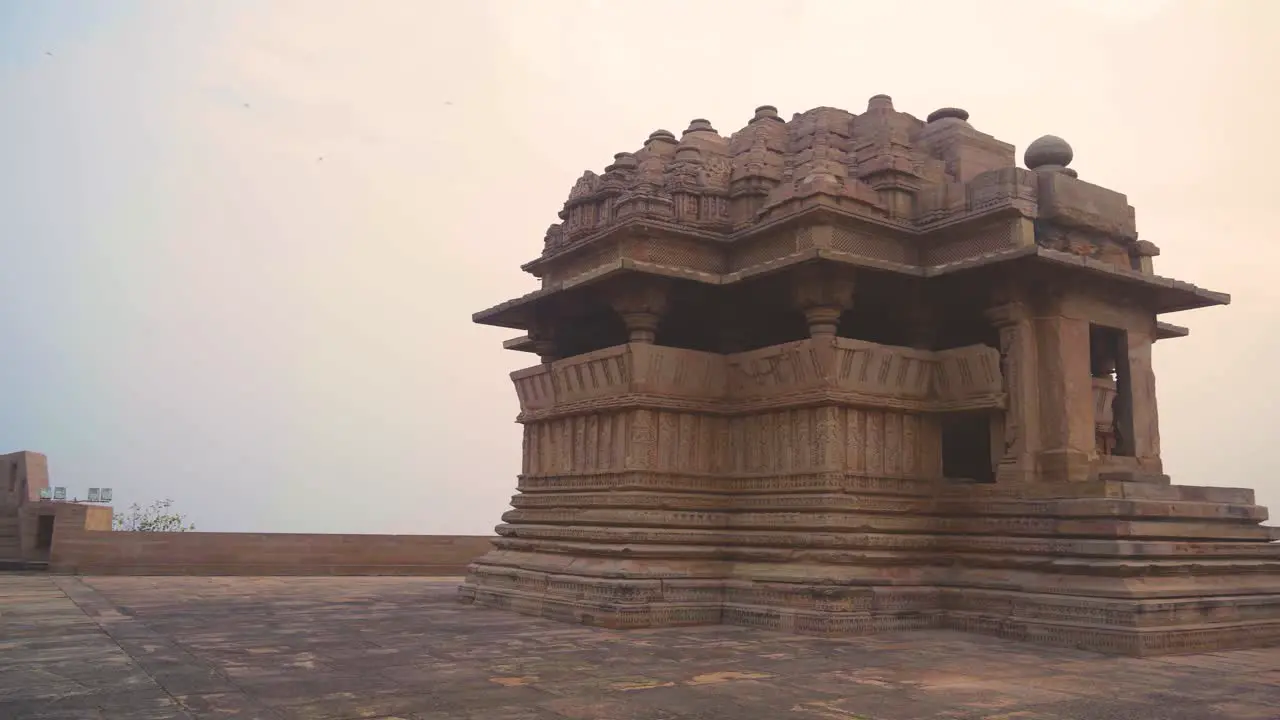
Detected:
left=101, top=488, right=113, bottom=503
left=53, top=487, right=66, bottom=500
left=88, top=488, right=101, bottom=502
left=38, top=488, right=51, bottom=499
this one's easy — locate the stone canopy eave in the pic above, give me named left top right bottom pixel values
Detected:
left=922, top=246, right=1229, bottom=313
left=1027, top=248, right=1229, bottom=313
left=475, top=245, right=1227, bottom=332
left=472, top=260, right=721, bottom=330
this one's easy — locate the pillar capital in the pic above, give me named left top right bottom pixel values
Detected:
left=790, top=265, right=855, bottom=338
left=608, top=277, right=671, bottom=344
left=790, top=264, right=855, bottom=311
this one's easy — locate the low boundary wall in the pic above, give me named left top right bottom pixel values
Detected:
left=46, top=504, right=492, bottom=576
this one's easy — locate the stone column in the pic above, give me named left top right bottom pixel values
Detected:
left=1126, top=328, right=1163, bottom=472
left=1033, top=309, right=1095, bottom=483
left=984, top=302, right=1039, bottom=483
left=610, top=278, right=670, bottom=344
left=609, top=279, right=670, bottom=476
left=790, top=265, right=855, bottom=473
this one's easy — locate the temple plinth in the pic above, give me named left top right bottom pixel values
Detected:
left=459, top=97, right=1280, bottom=656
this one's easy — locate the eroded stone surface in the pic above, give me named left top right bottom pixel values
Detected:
left=2, top=575, right=1278, bottom=719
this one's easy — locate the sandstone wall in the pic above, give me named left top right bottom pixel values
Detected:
left=46, top=504, right=491, bottom=575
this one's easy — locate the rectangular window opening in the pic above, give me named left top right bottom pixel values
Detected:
left=941, top=412, right=996, bottom=483
left=1089, top=324, right=1135, bottom=458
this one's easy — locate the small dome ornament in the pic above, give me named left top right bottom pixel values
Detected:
left=926, top=107, right=970, bottom=124
left=605, top=152, right=638, bottom=173
left=683, top=118, right=717, bottom=135
left=647, top=129, right=677, bottom=145
left=752, top=105, right=781, bottom=122
left=1025, top=135, right=1077, bottom=177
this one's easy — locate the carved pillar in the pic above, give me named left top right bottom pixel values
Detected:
left=790, top=265, right=855, bottom=473
left=1126, top=329, right=1163, bottom=472
left=1033, top=307, right=1095, bottom=483
left=791, top=265, right=855, bottom=339
left=984, top=302, right=1039, bottom=483
left=610, top=278, right=670, bottom=344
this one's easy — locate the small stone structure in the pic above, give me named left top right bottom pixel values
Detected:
left=0, top=450, right=490, bottom=576
left=460, top=97, right=1280, bottom=656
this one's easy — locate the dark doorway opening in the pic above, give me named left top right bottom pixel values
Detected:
left=1089, top=324, right=1135, bottom=457
left=35, top=515, right=54, bottom=551
left=941, top=412, right=995, bottom=483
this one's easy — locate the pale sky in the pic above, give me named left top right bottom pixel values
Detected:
left=1, top=0, right=1277, bottom=533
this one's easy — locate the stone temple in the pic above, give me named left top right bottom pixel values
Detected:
left=459, top=96, right=1280, bottom=656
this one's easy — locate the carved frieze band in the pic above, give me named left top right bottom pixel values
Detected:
left=512, top=339, right=1004, bottom=420
left=521, top=406, right=942, bottom=480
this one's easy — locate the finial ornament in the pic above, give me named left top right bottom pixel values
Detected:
left=1024, top=135, right=1075, bottom=175
left=752, top=105, right=781, bottom=122
left=926, top=107, right=970, bottom=124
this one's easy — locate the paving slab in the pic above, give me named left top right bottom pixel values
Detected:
left=1, top=575, right=1277, bottom=719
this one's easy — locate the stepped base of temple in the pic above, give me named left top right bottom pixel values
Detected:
left=460, top=477, right=1280, bottom=656
left=942, top=589, right=1280, bottom=656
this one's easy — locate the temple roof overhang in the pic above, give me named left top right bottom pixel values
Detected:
left=1156, top=322, right=1190, bottom=341
left=473, top=246, right=1228, bottom=331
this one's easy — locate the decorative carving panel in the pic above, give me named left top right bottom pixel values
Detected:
left=833, top=339, right=933, bottom=400
left=541, top=240, right=622, bottom=286
left=730, top=232, right=799, bottom=272
left=829, top=226, right=914, bottom=265
left=625, top=235, right=725, bottom=273
left=932, top=344, right=1004, bottom=406
left=922, top=219, right=1018, bottom=267
left=726, top=341, right=824, bottom=401
left=515, top=339, right=1005, bottom=417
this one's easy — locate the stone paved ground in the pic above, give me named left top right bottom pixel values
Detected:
left=0, top=576, right=1277, bottom=720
